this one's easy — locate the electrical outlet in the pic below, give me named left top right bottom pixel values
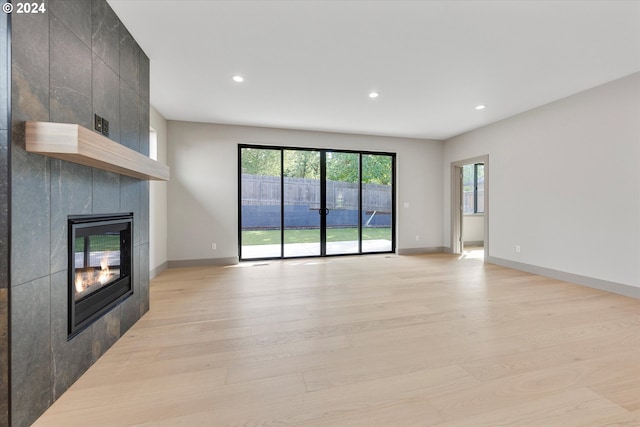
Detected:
left=515, top=245, right=521, bottom=253
left=211, top=243, right=217, bottom=250
left=94, top=114, right=103, bottom=133
left=415, top=235, right=420, bottom=241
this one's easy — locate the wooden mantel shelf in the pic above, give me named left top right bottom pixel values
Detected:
left=25, top=121, right=170, bottom=181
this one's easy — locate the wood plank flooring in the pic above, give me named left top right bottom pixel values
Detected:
left=33, top=253, right=640, bottom=426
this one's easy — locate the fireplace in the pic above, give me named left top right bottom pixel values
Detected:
left=68, top=213, right=134, bottom=338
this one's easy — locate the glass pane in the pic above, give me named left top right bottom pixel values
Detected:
left=476, top=164, right=484, bottom=213
left=74, top=233, right=123, bottom=301
left=462, top=164, right=474, bottom=214
left=325, top=152, right=360, bottom=255
left=362, top=154, right=392, bottom=252
left=240, top=147, right=282, bottom=259
left=283, top=149, right=321, bottom=257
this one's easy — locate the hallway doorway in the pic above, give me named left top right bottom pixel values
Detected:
left=451, top=155, right=489, bottom=261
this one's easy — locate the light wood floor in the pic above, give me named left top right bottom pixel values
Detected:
left=34, top=253, right=640, bottom=426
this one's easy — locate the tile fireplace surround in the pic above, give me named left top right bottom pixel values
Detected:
left=2, top=1, right=159, bottom=425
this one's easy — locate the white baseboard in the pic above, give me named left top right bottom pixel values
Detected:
left=397, top=247, right=446, bottom=255
left=149, top=261, right=168, bottom=279
left=167, top=257, right=239, bottom=268
left=463, top=241, right=484, bottom=247
left=487, top=256, right=639, bottom=299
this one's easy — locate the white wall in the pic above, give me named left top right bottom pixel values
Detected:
left=444, top=72, right=640, bottom=288
left=463, top=215, right=484, bottom=243
left=167, top=122, right=444, bottom=262
left=149, top=106, right=169, bottom=276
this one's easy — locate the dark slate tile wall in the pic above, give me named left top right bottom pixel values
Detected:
left=50, top=14, right=93, bottom=129
left=10, top=132, right=50, bottom=286
left=93, top=54, right=120, bottom=141
left=0, top=286, right=7, bottom=427
left=9, top=1, right=150, bottom=425
left=50, top=270, right=92, bottom=401
left=0, top=5, right=10, bottom=426
left=10, top=277, right=51, bottom=427
left=91, top=0, right=119, bottom=72
left=50, top=0, right=92, bottom=46
left=10, top=5, right=49, bottom=137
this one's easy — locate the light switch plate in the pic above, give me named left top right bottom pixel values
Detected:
left=102, top=119, right=109, bottom=137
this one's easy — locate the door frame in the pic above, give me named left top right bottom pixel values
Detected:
left=450, top=155, right=489, bottom=261
left=238, top=144, right=396, bottom=260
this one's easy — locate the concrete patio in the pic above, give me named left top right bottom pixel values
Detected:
left=241, top=239, right=392, bottom=259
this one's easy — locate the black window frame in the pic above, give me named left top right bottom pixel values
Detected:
left=238, top=144, right=396, bottom=260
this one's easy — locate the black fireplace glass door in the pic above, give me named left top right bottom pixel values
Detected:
left=68, top=213, right=133, bottom=337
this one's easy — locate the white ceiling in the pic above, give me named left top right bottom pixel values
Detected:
left=108, top=0, right=640, bottom=140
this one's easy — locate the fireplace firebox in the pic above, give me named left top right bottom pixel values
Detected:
left=68, top=213, right=133, bottom=337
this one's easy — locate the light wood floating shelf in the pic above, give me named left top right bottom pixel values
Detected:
left=25, top=121, right=170, bottom=181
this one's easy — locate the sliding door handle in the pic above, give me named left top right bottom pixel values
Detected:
left=325, top=208, right=329, bottom=215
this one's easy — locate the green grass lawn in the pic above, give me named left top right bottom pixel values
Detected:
left=75, top=235, right=121, bottom=252
left=242, top=227, right=391, bottom=245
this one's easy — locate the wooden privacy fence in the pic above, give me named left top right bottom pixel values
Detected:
left=241, top=174, right=392, bottom=212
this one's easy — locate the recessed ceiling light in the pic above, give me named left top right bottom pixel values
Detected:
left=369, top=92, right=379, bottom=98
left=475, top=105, right=486, bottom=110
left=232, top=75, right=244, bottom=83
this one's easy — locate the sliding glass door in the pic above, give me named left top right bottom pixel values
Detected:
left=239, top=145, right=395, bottom=260
left=325, top=151, right=360, bottom=255
left=283, top=149, right=321, bottom=257
left=239, top=147, right=282, bottom=259
left=362, top=154, right=393, bottom=253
